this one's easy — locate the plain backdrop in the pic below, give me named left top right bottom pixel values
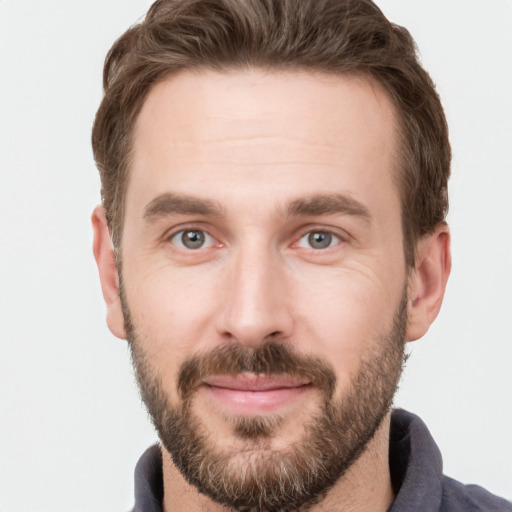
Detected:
left=0, top=1, right=511, bottom=510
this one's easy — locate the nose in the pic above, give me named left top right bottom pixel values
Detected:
left=215, top=244, right=294, bottom=347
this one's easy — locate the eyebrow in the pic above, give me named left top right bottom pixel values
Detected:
left=286, top=194, right=370, bottom=220
left=143, top=192, right=370, bottom=223
left=143, top=193, right=224, bottom=222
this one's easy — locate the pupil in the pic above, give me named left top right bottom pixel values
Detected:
left=182, top=230, right=205, bottom=249
left=308, top=232, right=331, bottom=249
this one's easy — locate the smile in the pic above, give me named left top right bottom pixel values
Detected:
left=202, top=374, right=312, bottom=414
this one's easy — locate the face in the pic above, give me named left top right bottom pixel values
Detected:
left=116, top=70, right=409, bottom=509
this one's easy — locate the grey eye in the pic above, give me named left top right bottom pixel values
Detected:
left=182, top=230, right=205, bottom=249
left=308, top=232, right=332, bottom=249
left=297, top=231, right=340, bottom=250
left=171, top=229, right=212, bottom=250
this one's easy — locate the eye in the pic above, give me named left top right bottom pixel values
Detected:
left=170, top=229, right=215, bottom=250
left=297, top=231, right=341, bottom=250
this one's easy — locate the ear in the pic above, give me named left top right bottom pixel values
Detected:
left=406, top=223, right=451, bottom=341
left=91, top=206, right=127, bottom=340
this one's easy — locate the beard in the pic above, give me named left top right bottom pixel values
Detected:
left=122, top=287, right=407, bottom=512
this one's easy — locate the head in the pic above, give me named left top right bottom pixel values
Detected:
left=92, top=1, right=451, bottom=510
left=92, top=0, right=450, bottom=266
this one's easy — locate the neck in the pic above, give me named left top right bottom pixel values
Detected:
left=162, top=413, right=394, bottom=512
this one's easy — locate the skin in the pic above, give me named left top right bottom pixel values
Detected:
left=93, top=69, right=451, bottom=511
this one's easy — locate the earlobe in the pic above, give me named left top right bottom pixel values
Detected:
left=406, top=224, right=451, bottom=341
left=91, top=206, right=127, bottom=340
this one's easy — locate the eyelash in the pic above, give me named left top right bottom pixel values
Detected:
left=166, top=226, right=345, bottom=253
left=168, top=228, right=218, bottom=251
left=295, top=230, right=342, bottom=250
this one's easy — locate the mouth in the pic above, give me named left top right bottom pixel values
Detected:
left=201, top=374, right=312, bottom=414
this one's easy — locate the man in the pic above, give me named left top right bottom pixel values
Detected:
left=91, top=0, right=511, bottom=510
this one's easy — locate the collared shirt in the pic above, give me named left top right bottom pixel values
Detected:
left=132, top=409, right=512, bottom=511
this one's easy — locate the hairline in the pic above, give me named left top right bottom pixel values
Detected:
left=111, top=64, right=416, bottom=266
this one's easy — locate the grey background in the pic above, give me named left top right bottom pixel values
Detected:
left=1, top=1, right=511, bottom=510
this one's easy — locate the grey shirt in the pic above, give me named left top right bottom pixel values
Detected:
left=132, top=409, right=511, bottom=511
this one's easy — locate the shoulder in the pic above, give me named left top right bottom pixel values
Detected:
left=441, top=476, right=512, bottom=512
left=388, top=410, right=511, bottom=512
left=133, top=444, right=164, bottom=512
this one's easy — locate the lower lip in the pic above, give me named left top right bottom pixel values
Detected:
left=204, top=384, right=309, bottom=414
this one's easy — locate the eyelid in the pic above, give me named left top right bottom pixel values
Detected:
left=296, top=231, right=341, bottom=250
left=171, top=229, right=215, bottom=250
left=161, top=223, right=349, bottom=251
left=163, top=224, right=221, bottom=251
left=292, top=225, right=349, bottom=247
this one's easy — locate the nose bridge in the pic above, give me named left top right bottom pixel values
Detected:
left=216, top=238, right=293, bottom=345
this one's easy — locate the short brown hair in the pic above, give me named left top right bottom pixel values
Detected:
left=92, top=0, right=450, bottom=266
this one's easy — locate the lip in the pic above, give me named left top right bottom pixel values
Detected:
left=202, top=374, right=311, bottom=414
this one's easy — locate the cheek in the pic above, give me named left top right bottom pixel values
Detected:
left=127, top=258, right=219, bottom=330
left=292, top=266, right=403, bottom=386
left=123, top=263, right=222, bottom=399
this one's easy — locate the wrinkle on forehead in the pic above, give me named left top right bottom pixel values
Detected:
left=133, top=68, right=399, bottom=149
left=126, top=68, right=401, bottom=244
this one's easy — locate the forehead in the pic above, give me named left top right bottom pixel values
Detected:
left=128, top=69, right=400, bottom=220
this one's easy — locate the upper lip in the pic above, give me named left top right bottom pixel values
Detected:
left=203, top=374, right=310, bottom=391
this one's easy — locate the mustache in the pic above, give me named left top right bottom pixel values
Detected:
left=177, top=342, right=336, bottom=401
